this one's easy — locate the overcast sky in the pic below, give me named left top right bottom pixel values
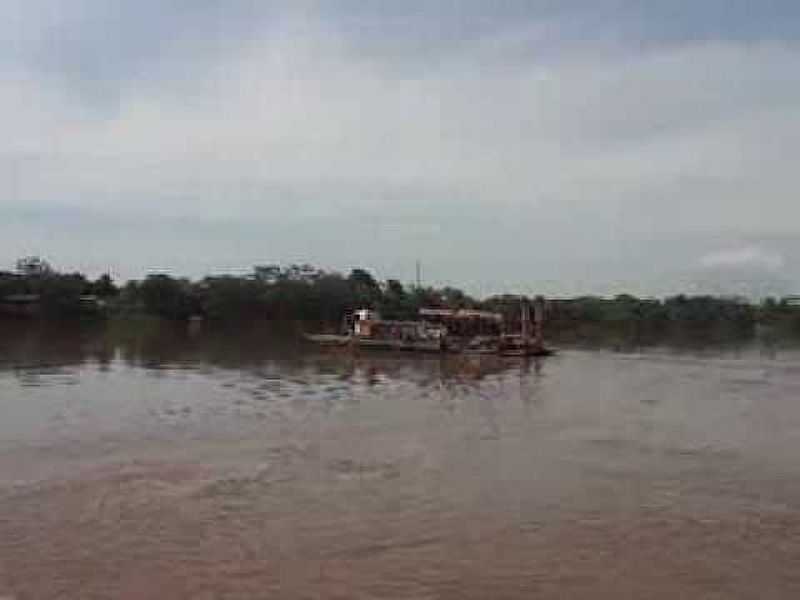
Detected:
left=3, top=1, right=800, bottom=297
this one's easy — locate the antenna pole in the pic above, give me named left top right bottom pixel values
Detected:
left=533, top=295, right=545, bottom=347
left=521, top=296, right=530, bottom=340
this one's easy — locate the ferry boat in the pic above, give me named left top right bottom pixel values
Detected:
left=304, top=309, right=446, bottom=352
left=305, top=298, right=554, bottom=357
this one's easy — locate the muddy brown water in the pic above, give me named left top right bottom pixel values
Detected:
left=2, top=323, right=800, bottom=598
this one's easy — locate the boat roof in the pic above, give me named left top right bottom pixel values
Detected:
left=373, top=320, right=429, bottom=327
left=419, top=308, right=503, bottom=322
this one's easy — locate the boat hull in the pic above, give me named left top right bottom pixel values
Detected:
left=304, top=334, right=443, bottom=353
left=303, top=333, right=351, bottom=347
left=500, top=346, right=555, bottom=357
left=304, top=333, right=554, bottom=356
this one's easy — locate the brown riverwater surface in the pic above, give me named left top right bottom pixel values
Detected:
left=2, top=323, right=800, bottom=598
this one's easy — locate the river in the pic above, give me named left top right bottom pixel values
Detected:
left=1, top=322, right=800, bottom=598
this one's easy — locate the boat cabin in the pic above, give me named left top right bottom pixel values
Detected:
left=419, top=308, right=504, bottom=338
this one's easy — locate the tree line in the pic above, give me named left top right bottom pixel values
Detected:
left=3, top=256, right=800, bottom=332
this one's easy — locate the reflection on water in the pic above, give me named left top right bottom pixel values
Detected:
left=0, top=321, right=549, bottom=451
left=3, top=320, right=800, bottom=598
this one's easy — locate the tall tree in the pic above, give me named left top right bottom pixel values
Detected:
left=348, top=268, right=382, bottom=308
left=139, top=274, right=196, bottom=320
left=92, top=274, right=119, bottom=298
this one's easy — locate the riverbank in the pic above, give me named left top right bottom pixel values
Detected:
left=6, top=262, right=800, bottom=336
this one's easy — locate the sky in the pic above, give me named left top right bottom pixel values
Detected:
left=2, top=1, right=800, bottom=297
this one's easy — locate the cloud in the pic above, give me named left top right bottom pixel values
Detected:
left=1, top=2, right=800, bottom=293
left=700, top=246, right=785, bottom=272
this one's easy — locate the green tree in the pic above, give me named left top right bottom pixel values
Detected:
left=197, top=276, right=266, bottom=321
left=379, top=279, right=412, bottom=319
left=92, top=274, right=118, bottom=298
left=348, top=268, right=382, bottom=308
left=139, top=274, right=196, bottom=320
left=38, top=273, right=90, bottom=317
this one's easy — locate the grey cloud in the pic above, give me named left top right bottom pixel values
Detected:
left=1, top=2, right=800, bottom=296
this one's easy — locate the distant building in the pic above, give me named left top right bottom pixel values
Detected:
left=253, top=264, right=324, bottom=284
left=253, top=265, right=282, bottom=284
left=287, top=264, right=324, bottom=283
left=783, top=296, right=800, bottom=307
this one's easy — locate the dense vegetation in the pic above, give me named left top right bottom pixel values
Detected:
left=3, top=257, right=800, bottom=335
left=0, top=257, right=118, bottom=318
